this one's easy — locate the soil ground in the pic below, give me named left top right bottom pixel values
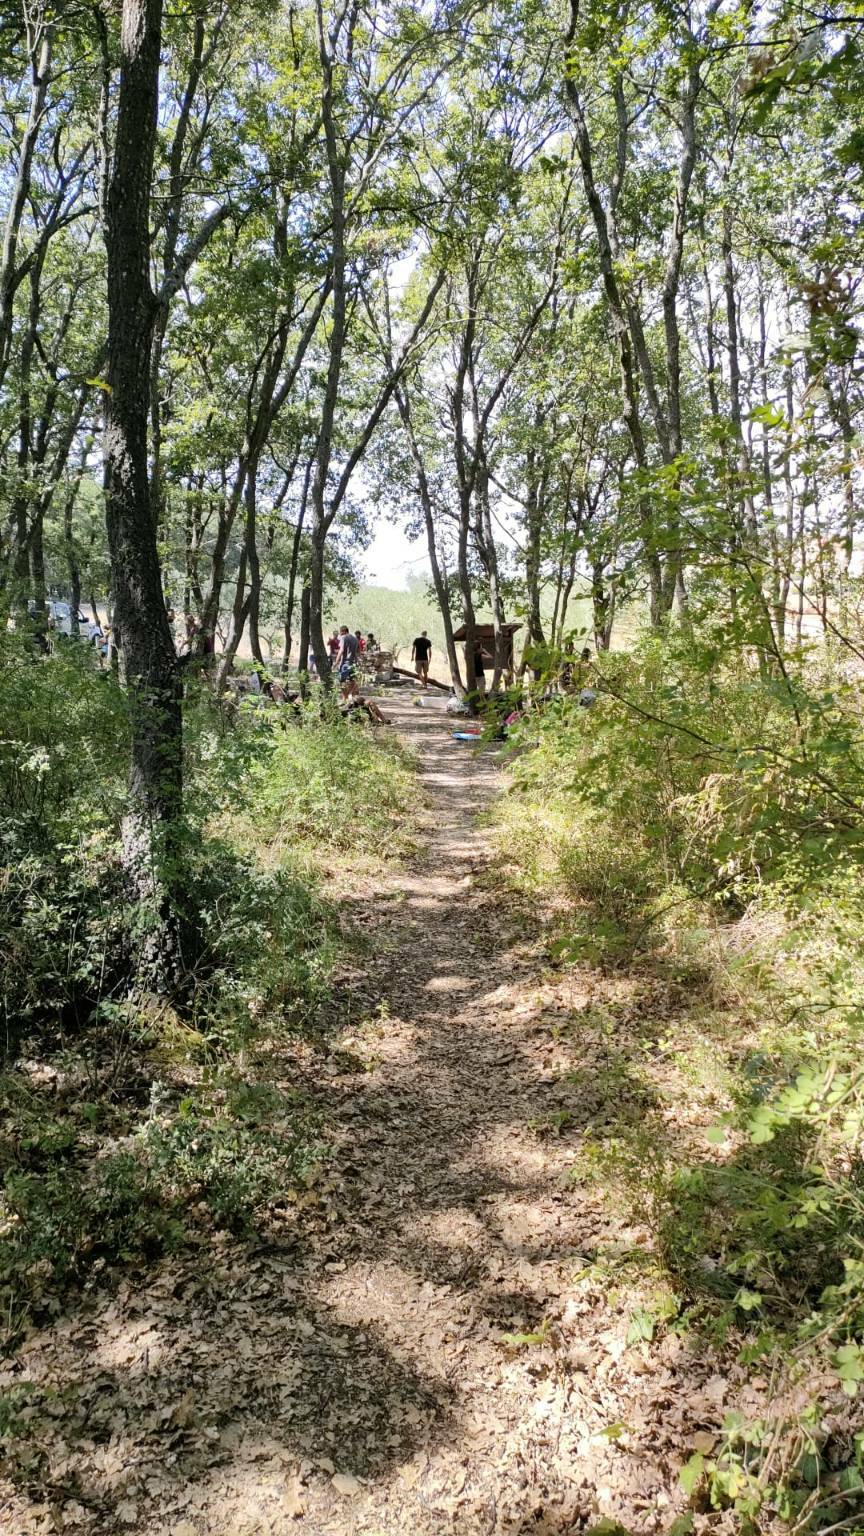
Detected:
left=1, top=693, right=753, bottom=1536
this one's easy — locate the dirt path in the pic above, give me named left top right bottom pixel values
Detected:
left=3, top=696, right=721, bottom=1536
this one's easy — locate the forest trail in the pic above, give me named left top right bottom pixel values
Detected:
left=4, top=696, right=732, bottom=1536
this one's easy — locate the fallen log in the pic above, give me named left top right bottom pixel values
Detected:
left=391, top=665, right=450, bottom=692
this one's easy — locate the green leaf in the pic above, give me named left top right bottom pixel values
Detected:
left=735, top=1288, right=763, bottom=1313
left=679, top=1452, right=705, bottom=1496
left=626, top=1306, right=655, bottom=1345
left=501, top=1319, right=550, bottom=1348
left=833, top=1342, right=864, bottom=1395
left=597, top=1421, right=630, bottom=1442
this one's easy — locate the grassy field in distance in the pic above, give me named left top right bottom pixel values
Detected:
left=246, top=583, right=617, bottom=678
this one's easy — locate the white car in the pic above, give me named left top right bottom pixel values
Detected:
left=31, top=600, right=101, bottom=640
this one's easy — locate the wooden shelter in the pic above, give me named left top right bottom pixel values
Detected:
left=453, top=622, right=522, bottom=678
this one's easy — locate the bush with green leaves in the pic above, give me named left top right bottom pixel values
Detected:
left=0, top=644, right=408, bottom=1049
left=494, top=633, right=864, bottom=1525
left=0, top=629, right=128, bottom=844
left=0, top=633, right=131, bottom=1050
left=177, top=834, right=334, bottom=1046
left=0, top=634, right=414, bottom=1343
left=502, top=631, right=864, bottom=934
left=243, top=696, right=417, bottom=862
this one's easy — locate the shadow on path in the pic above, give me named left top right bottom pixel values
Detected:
left=3, top=694, right=691, bottom=1536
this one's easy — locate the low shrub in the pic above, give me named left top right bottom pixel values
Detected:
left=237, top=697, right=417, bottom=865
left=493, top=632, right=864, bottom=1526
left=0, top=637, right=413, bottom=1343
left=0, top=1070, right=321, bottom=1340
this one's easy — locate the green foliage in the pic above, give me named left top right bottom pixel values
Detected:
left=177, top=836, right=333, bottom=1047
left=244, top=697, right=416, bottom=862
left=0, top=632, right=128, bottom=843
left=501, top=633, right=864, bottom=937
left=0, top=637, right=413, bottom=1342
left=494, top=632, right=864, bottom=1525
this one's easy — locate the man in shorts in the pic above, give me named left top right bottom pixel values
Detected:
left=412, top=630, right=432, bottom=687
left=335, top=625, right=359, bottom=698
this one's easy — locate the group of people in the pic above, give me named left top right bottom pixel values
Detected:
left=326, top=626, right=378, bottom=697
left=329, top=625, right=434, bottom=691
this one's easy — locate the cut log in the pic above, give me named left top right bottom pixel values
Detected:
left=391, top=665, right=449, bottom=692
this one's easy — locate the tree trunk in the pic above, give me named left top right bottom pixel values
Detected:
left=524, top=451, right=547, bottom=661
left=283, top=459, right=312, bottom=669
left=0, top=17, right=53, bottom=390
left=298, top=582, right=311, bottom=680
left=456, top=491, right=479, bottom=696
left=475, top=466, right=507, bottom=690
left=394, top=383, right=463, bottom=691
left=563, top=53, right=666, bottom=624
left=63, top=446, right=87, bottom=638
left=592, top=561, right=616, bottom=651
left=214, top=477, right=258, bottom=693
left=103, top=0, right=184, bottom=984
left=245, top=467, right=265, bottom=665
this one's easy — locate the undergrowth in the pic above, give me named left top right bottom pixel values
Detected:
left=0, top=635, right=413, bottom=1347
left=493, top=632, right=864, bottom=1533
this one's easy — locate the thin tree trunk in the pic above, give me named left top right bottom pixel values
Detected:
left=215, top=469, right=260, bottom=689
left=394, top=383, right=463, bottom=691
left=472, top=432, right=507, bottom=690
left=0, top=17, right=53, bottom=389
left=523, top=441, right=547, bottom=660
left=558, top=548, right=578, bottom=644
left=298, top=582, right=311, bottom=682
left=283, top=458, right=312, bottom=669
left=245, top=467, right=265, bottom=665
left=563, top=43, right=665, bottom=622
left=63, top=441, right=88, bottom=638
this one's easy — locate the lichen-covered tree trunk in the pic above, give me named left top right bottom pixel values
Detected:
left=103, top=0, right=184, bottom=985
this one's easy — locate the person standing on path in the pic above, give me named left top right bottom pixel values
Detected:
left=336, top=625, right=359, bottom=698
left=412, top=630, right=432, bottom=688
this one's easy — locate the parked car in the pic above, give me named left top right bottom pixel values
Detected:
left=28, top=599, right=101, bottom=639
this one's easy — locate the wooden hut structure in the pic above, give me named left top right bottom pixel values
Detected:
left=453, top=621, right=522, bottom=683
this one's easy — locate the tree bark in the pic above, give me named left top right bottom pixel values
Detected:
left=563, top=45, right=665, bottom=624
left=214, top=471, right=256, bottom=690
left=0, top=15, right=53, bottom=390
left=394, top=382, right=464, bottom=691
left=298, top=582, right=311, bottom=681
left=283, top=458, right=312, bottom=670
left=62, top=449, right=86, bottom=640
left=103, top=0, right=184, bottom=983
